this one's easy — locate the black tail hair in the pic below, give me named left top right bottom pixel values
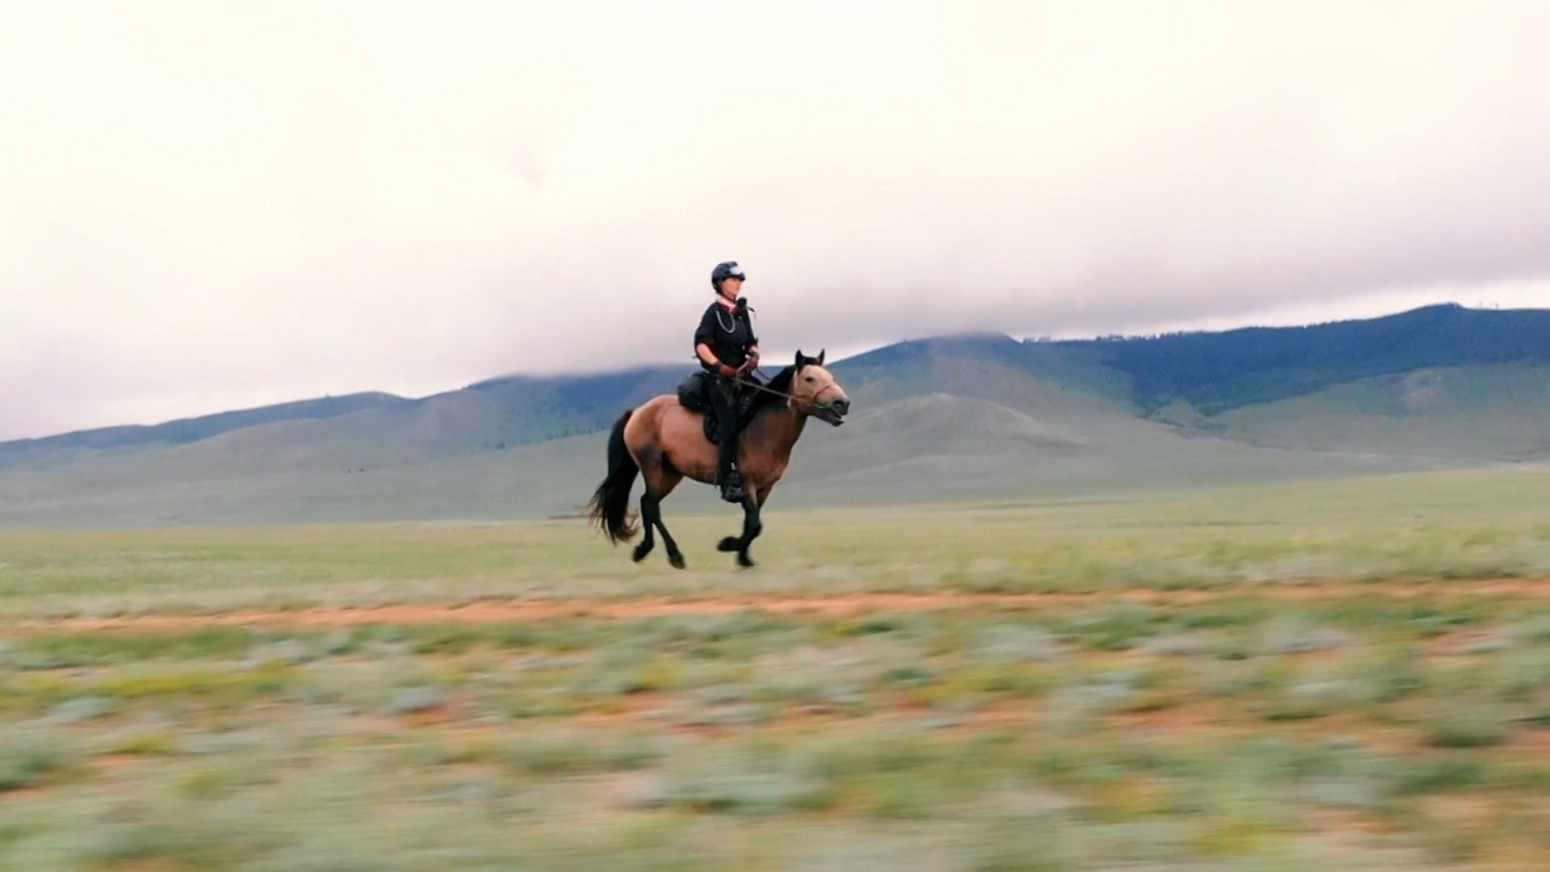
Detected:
left=586, top=410, right=639, bottom=543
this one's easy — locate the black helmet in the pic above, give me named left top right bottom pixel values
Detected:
left=711, top=261, right=746, bottom=291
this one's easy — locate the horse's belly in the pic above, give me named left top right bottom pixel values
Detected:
left=655, top=403, right=719, bottom=482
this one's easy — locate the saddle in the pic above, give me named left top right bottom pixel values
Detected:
left=676, top=370, right=759, bottom=443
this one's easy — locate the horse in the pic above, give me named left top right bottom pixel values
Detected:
left=586, top=350, right=851, bottom=568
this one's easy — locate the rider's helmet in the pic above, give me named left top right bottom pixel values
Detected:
left=711, top=261, right=746, bottom=292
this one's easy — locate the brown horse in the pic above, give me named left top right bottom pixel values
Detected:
left=587, top=350, right=851, bottom=568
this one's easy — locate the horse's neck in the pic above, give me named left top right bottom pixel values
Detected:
left=751, top=402, right=806, bottom=461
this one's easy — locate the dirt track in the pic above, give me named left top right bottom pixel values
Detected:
left=4, top=579, right=1545, bottom=632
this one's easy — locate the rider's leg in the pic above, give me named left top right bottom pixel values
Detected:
left=708, top=377, right=745, bottom=502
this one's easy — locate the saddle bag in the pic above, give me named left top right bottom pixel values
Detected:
left=676, top=371, right=709, bottom=413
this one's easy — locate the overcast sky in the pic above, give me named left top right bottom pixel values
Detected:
left=3, top=1, right=1550, bottom=440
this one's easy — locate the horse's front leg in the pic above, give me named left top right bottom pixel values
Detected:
left=716, top=490, right=764, bottom=568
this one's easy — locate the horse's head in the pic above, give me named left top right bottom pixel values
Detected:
left=790, top=349, right=851, bottom=426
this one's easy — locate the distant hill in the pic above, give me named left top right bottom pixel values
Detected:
left=1068, top=303, right=1550, bottom=415
left=0, top=392, right=409, bottom=471
left=1203, top=363, right=1550, bottom=460
left=0, top=303, right=1544, bottom=526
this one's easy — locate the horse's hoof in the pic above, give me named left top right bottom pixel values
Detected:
left=632, top=543, right=652, bottom=563
left=736, top=553, right=756, bottom=569
left=669, top=552, right=686, bottom=570
left=717, top=537, right=741, bottom=552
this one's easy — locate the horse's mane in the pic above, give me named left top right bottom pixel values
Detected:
left=751, top=366, right=797, bottom=414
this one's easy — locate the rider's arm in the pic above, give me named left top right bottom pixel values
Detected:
left=694, top=307, right=719, bottom=367
left=699, top=342, right=740, bottom=378
left=743, top=308, right=759, bottom=369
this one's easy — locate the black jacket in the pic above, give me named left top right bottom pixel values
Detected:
left=694, top=299, right=758, bottom=370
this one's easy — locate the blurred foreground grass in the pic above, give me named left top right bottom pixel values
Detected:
left=3, top=467, right=1550, bottom=869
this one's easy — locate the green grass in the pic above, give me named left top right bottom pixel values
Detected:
left=3, top=470, right=1550, bottom=869
left=4, top=602, right=1549, bottom=868
left=0, top=465, right=1548, bottom=619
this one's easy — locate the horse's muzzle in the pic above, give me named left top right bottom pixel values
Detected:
left=815, top=397, right=850, bottom=426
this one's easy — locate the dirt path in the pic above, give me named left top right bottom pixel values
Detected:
left=4, top=579, right=1546, bottom=632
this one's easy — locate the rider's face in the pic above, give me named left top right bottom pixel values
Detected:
left=720, top=277, right=744, bottom=298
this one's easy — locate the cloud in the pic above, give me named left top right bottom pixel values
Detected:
left=2, top=1, right=1549, bottom=438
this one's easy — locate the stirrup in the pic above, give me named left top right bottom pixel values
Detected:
left=719, top=470, right=746, bottom=503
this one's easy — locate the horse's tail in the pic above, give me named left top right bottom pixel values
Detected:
left=587, top=410, right=639, bottom=544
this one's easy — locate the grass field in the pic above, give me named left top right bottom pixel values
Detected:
left=4, top=467, right=1550, bottom=870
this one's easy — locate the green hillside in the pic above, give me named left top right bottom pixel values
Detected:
left=1205, top=363, right=1550, bottom=459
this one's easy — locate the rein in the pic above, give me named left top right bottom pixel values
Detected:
left=731, top=370, right=797, bottom=403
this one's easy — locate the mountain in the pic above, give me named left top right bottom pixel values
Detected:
left=1070, top=303, right=1550, bottom=415
left=0, top=303, right=1544, bottom=527
left=0, top=392, right=409, bottom=471
left=1201, top=363, right=1550, bottom=460
left=0, top=367, right=687, bottom=476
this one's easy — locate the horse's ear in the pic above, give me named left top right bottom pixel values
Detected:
left=817, top=349, right=826, bottom=366
left=794, top=350, right=805, bottom=369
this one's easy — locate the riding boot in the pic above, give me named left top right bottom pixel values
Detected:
left=718, top=435, right=745, bottom=503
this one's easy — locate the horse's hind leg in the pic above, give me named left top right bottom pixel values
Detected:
left=632, top=449, right=663, bottom=563
left=640, top=492, right=686, bottom=569
left=631, top=491, right=656, bottom=564
left=641, top=460, right=686, bottom=569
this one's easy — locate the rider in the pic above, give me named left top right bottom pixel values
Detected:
left=694, top=261, right=761, bottom=503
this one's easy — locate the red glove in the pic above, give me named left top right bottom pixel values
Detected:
left=718, top=364, right=740, bottom=379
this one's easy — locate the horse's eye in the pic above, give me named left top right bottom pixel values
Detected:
left=805, top=376, right=817, bottom=384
